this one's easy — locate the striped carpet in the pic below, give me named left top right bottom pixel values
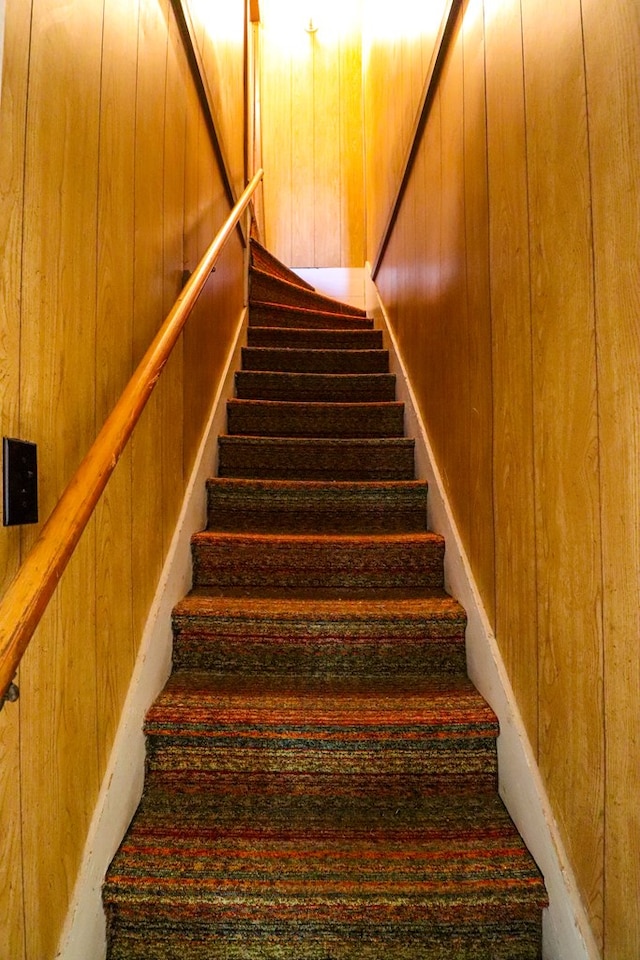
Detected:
left=104, top=240, right=547, bottom=958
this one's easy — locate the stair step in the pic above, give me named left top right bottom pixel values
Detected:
left=205, top=479, right=429, bottom=533
left=191, top=531, right=445, bottom=589
left=249, top=238, right=315, bottom=290
left=143, top=672, right=498, bottom=783
left=241, top=346, right=390, bottom=373
left=227, top=400, right=404, bottom=438
left=172, top=587, right=467, bottom=676
left=235, top=371, right=396, bottom=402
left=250, top=267, right=368, bottom=317
left=250, top=301, right=373, bottom=330
left=247, top=325, right=383, bottom=350
left=104, top=782, right=546, bottom=958
left=218, top=436, right=415, bottom=481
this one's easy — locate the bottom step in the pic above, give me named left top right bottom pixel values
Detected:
left=105, top=779, right=547, bottom=960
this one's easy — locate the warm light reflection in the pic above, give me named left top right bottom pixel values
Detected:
left=261, top=0, right=362, bottom=56
left=189, top=0, right=244, bottom=44
left=363, top=0, right=447, bottom=63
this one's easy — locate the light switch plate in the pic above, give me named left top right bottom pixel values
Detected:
left=3, top=437, right=38, bottom=526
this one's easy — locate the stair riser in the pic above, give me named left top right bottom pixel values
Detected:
left=235, top=372, right=396, bottom=403
left=247, top=327, right=384, bottom=350
left=145, top=737, right=497, bottom=782
left=173, top=631, right=467, bottom=677
left=250, top=305, right=372, bottom=330
left=241, top=347, right=390, bottom=374
left=106, top=927, right=542, bottom=960
left=206, top=480, right=428, bottom=533
left=218, top=438, right=415, bottom=481
left=250, top=271, right=367, bottom=316
left=191, top=535, right=445, bottom=589
left=227, top=401, right=404, bottom=439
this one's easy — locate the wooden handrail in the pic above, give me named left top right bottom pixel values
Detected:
left=371, top=0, right=463, bottom=279
left=0, top=169, right=264, bottom=705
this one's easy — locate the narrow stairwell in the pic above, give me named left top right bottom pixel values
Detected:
left=103, top=240, right=547, bottom=959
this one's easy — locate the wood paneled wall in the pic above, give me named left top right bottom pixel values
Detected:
left=259, top=0, right=364, bottom=268
left=362, top=0, right=449, bottom=261
left=0, top=0, right=246, bottom=956
left=183, top=0, right=247, bottom=198
left=367, top=0, right=640, bottom=955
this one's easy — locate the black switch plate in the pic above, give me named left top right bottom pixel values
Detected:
left=3, top=437, right=38, bottom=526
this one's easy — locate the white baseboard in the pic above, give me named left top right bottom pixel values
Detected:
left=365, top=267, right=601, bottom=960
left=56, top=307, right=248, bottom=960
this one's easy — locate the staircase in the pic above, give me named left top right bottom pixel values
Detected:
left=103, top=241, right=547, bottom=959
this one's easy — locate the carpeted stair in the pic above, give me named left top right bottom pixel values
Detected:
left=103, top=239, right=547, bottom=959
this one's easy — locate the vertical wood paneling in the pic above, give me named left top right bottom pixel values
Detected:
left=186, top=0, right=246, bottom=198
left=161, top=4, right=187, bottom=550
left=367, top=0, right=639, bottom=945
left=521, top=0, right=604, bottom=940
left=0, top=0, right=30, bottom=947
left=289, top=36, right=315, bottom=265
left=462, top=0, right=494, bottom=621
left=19, top=0, right=103, bottom=953
left=314, top=31, right=341, bottom=265
left=1, top=1, right=248, bottom=953
left=484, top=0, right=538, bottom=749
left=437, top=22, right=470, bottom=541
left=339, top=28, right=364, bottom=266
left=131, top=0, right=168, bottom=633
left=261, top=23, right=292, bottom=263
left=260, top=0, right=363, bottom=266
left=363, top=0, right=449, bottom=261
left=95, top=0, right=139, bottom=768
left=582, top=1, right=640, bottom=954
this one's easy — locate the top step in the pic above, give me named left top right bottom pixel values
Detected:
left=249, top=239, right=315, bottom=290
left=250, top=268, right=368, bottom=318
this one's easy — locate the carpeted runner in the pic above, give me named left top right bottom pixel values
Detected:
left=226, top=399, right=405, bottom=438
left=217, top=435, right=417, bottom=480
left=249, top=238, right=316, bottom=290
left=250, top=268, right=368, bottom=318
left=204, top=479, right=430, bottom=532
left=241, top=346, right=391, bottom=373
left=190, top=531, right=445, bottom=589
left=247, top=325, right=383, bottom=350
left=104, top=244, right=547, bottom=958
left=235, top=371, right=397, bottom=402
left=249, top=301, right=373, bottom=330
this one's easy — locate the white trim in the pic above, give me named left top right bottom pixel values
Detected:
left=56, top=308, right=248, bottom=960
left=365, top=266, right=601, bottom=960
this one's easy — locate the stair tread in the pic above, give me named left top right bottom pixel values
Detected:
left=173, top=585, right=465, bottom=626
left=250, top=268, right=368, bottom=317
left=146, top=670, right=498, bottom=730
left=105, top=784, right=546, bottom=914
left=193, top=530, right=443, bottom=546
left=249, top=238, right=316, bottom=290
left=250, top=301, right=372, bottom=330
